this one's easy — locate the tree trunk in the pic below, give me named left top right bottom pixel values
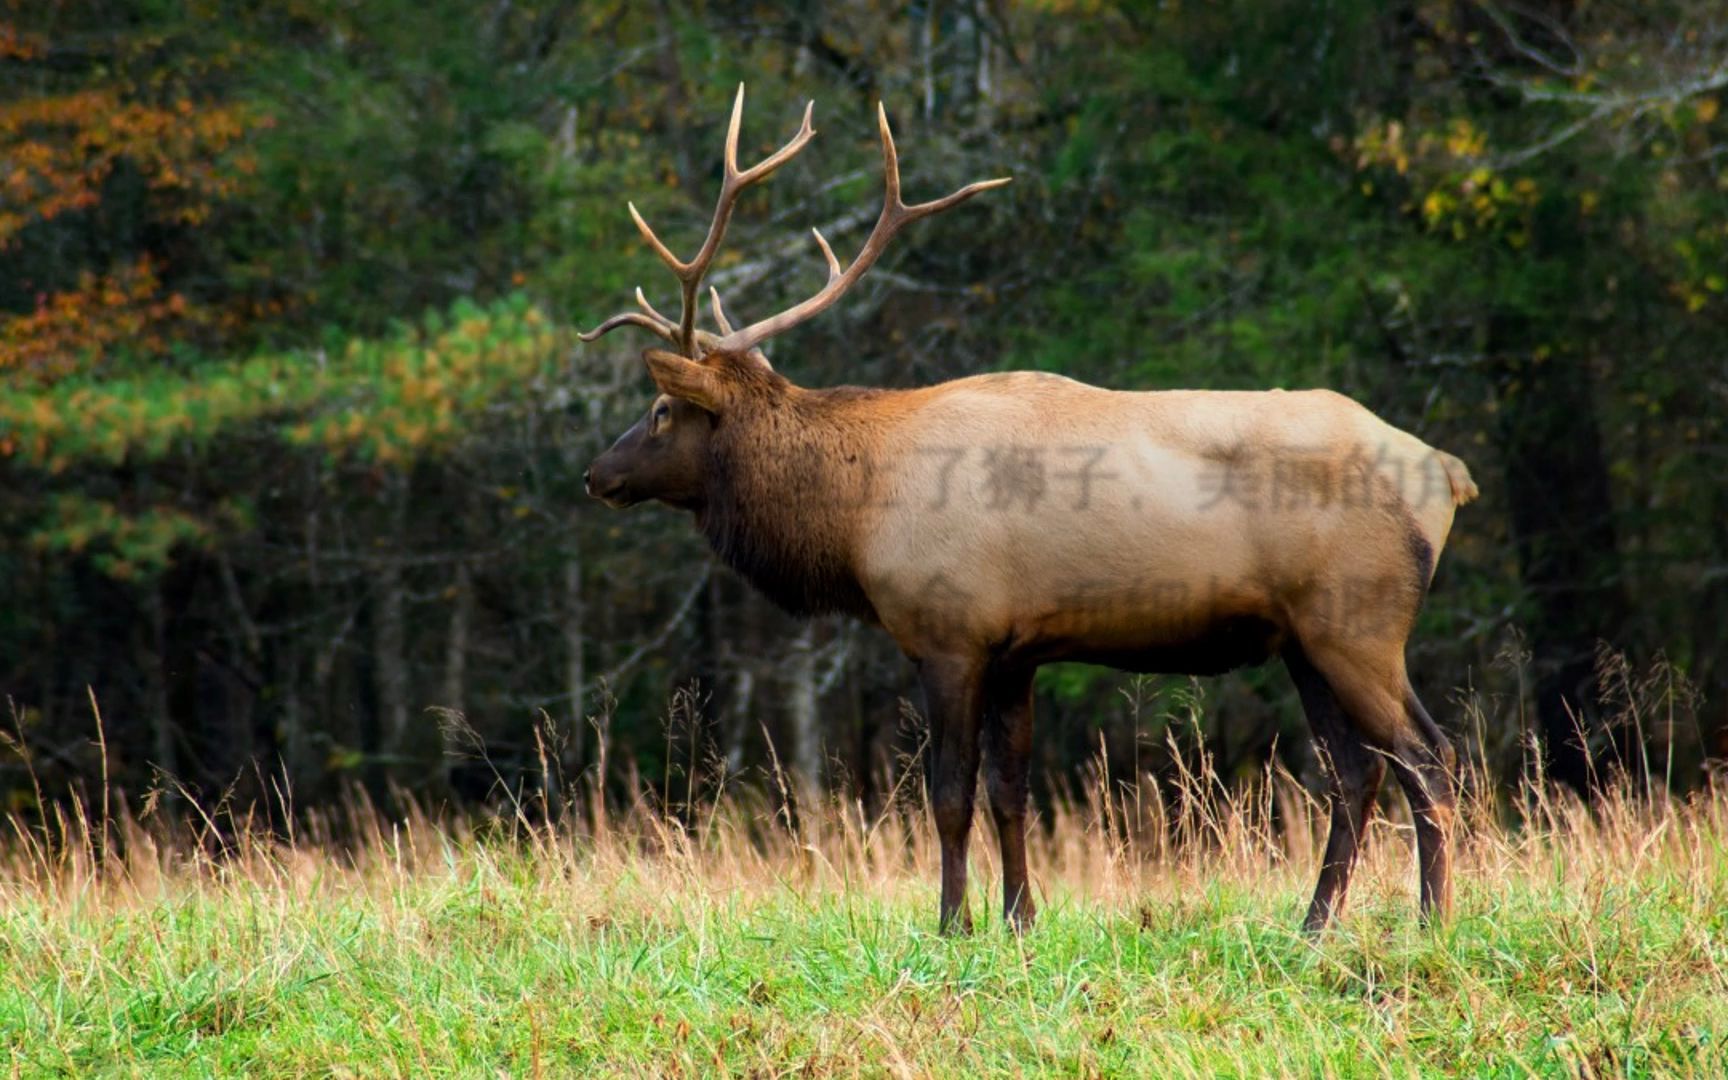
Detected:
left=922, top=0, right=940, bottom=121
left=721, top=592, right=762, bottom=776
left=788, top=624, right=822, bottom=799
left=441, top=560, right=472, bottom=790
left=1497, top=347, right=1625, bottom=795
left=1696, top=483, right=1728, bottom=773
left=374, top=479, right=410, bottom=786
left=563, top=557, right=585, bottom=769
left=214, top=552, right=268, bottom=806
left=143, top=583, right=178, bottom=784
left=280, top=649, right=309, bottom=795
left=653, top=0, right=694, bottom=196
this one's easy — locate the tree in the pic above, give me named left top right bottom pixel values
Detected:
left=0, top=12, right=260, bottom=381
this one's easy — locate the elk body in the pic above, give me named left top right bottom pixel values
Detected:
left=582, top=87, right=1478, bottom=934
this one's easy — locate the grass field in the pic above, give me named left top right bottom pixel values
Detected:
left=3, top=760, right=1728, bottom=1078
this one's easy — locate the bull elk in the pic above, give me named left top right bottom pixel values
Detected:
left=581, top=86, right=1478, bottom=934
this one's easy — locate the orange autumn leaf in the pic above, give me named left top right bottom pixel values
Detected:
left=0, top=21, right=41, bottom=60
left=0, top=258, right=209, bottom=380
left=0, top=38, right=264, bottom=381
left=0, top=89, right=257, bottom=248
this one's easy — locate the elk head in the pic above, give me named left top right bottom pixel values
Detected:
left=579, top=84, right=1009, bottom=512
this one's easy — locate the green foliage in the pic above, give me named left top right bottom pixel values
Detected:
left=0, top=293, right=572, bottom=597
left=28, top=494, right=250, bottom=581
left=2, top=0, right=1725, bottom=810
left=1, top=294, right=562, bottom=468
left=1006, top=10, right=1392, bottom=392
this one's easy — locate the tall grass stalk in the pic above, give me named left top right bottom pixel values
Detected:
left=2, top=692, right=1726, bottom=1076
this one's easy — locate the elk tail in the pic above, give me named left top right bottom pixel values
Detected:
left=1436, top=451, right=1479, bottom=507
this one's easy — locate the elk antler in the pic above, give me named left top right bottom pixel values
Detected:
left=578, top=84, right=815, bottom=359
left=710, top=103, right=1010, bottom=357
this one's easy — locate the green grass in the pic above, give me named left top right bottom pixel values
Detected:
left=3, top=784, right=1728, bottom=1077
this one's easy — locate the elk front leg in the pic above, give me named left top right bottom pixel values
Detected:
left=920, top=654, right=985, bottom=935
left=983, top=665, right=1037, bottom=933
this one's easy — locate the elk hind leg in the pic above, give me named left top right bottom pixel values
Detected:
left=1286, top=645, right=1385, bottom=933
left=1302, top=643, right=1456, bottom=925
left=1391, top=684, right=1457, bottom=921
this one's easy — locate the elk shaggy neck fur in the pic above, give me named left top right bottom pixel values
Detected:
left=698, top=375, right=893, bottom=621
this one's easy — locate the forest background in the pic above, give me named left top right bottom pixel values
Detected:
left=3, top=0, right=1725, bottom=825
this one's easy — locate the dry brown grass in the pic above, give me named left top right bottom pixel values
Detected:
left=3, top=694, right=1727, bottom=1076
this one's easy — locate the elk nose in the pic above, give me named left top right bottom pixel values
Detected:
left=582, top=468, right=593, bottom=494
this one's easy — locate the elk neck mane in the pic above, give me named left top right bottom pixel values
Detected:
left=698, top=376, right=905, bottom=621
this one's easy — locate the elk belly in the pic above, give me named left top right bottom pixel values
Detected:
left=858, top=426, right=1282, bottom=673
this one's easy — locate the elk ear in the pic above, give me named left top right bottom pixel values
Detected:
left=643, top=349, right=728, bottom=412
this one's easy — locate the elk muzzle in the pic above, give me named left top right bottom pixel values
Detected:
left=583, top=448, right=639, bottom=508
left=580, top=452, right=635, bottom=508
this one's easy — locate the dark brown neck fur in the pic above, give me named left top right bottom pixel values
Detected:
left=697, top=375, right=894, bottom=620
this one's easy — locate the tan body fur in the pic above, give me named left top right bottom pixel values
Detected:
left=855, top=373, right=1469, bottom=689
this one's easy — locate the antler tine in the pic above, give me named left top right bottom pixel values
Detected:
left=577, top=286, right=681, bottom=344
left=625, top=203, right=685, bottom=275
left=713, top=102, right=1010, bottom=357
left=611, top=84, right=816, bottom=359
left=709, top=286, right=734, bottom=334
left=878, top=102, right=901, bottom=211
left=810, top=228, right=842, bottom=282
left=577, top=311, right=678, bottom=345
left=709, top=286, right=779, bottom=369
left=635, top=287, right=676, bottom=327
left=880, top=102, right=1013, bottom=220
left=728, top=94, right=818, bottom=187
